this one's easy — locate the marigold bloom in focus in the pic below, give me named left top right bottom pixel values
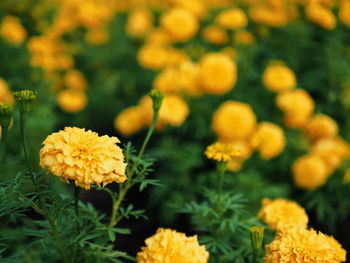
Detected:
left=251, top=122, right=286, bottom=160
left=57, top=89, right=87, bottom=113
left=263, top=63, right=296, bottom=92
left=114, top=106, right=146, bottom=136
left=292, top=154, right=329, bottom=190
left=276, top=89, right=314, bottom=128
left=199, top=53, right=236, bottom=94
left=265, top=228, right=346, bottom=263
left=205, top=142, right=241, bottom=162
left=160, top=8, right=199, bottom=42
left=258, top=198, right=308, bottom=231
left=202, top=25, right=228, bottom=45
left=215, top=8, right=248, bottom=29
left=0, top=16, right=27, bottom=45
left=39, top=127, right=127, bottom=190
left=304, top=114, right=338, bottom=141
left=126, top=8, right=153, bottom=38
left=306, top=4, right=336, bottom=30
left=137, top=228, right=209, bottom=263
left=212, top=101, right=257, bottom=141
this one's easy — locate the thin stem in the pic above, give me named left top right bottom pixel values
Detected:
left=137, top=111, right=159, bottom=160
left=0, top=126, right=9, bottom=170
left=74, top=187, right=81, bottom=232
left=252, top=250, right=258, bottom=263
left=217, top=162, right=227, bottom=200
left=19, top=112, right=32, bottom=173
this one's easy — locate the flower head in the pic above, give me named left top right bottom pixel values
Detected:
left=57, top=89, right=87, bottom=113
left=306, top=4, right=336, bottom=30
left=13, top=90, right=37, bottom=113
left=114, top=106, right=146, bottom=136
left=0, top=16, right=27, bottom=45
left=304, top=114, right=338, bottom=141
left=39, top=127, right=127, bottom=190
left=263, top=63, right=296, bottom=93
left=205, top=142, right=241, bottom=162
left=265, top=228, right=346, bottom=263
left=137, top=228, right=209, bottom=263
left=258, top=198, right=308, bottom=231
left=215, top=8, right=248, bottom=29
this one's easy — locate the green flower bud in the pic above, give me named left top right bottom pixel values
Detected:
left=0, top=104, right=13, bottom=129
left=250, top=226, right=264, bottom=251
left=13, top=90, right=37, bottom=113
left=149, top=89, right=164, bottom=113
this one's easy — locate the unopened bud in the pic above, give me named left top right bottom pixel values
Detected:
left=0, top=104, right=13, bottom=129
left=250, top=226, right=264, bottom=251
left=13, top=90, right=37, bottom=113
left=149, top=89, right=164, bottom=113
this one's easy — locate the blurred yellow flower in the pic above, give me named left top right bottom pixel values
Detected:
left=154, top=67, right=180, bottom=94
left=212, top=101, right=257, bottom=141
left=126, top=8, right=153, bottom=38
left=114, top=106, right=146, bottom=136
left=343, top=168, right=350, bottom=183
left=146, top=29, right=173, bottom=45
left=339, top=0, right=350, bottom=27
left=234, top=30, right=255, bottom=45
left=202, top=25, right=228, bottom=45
left=263, top=63, right=296, bottom=93
left=215, top=8, right=248, bottom=30
left=39, top=127, right=127, bottom=190
left=276, top=89, right=314, bottom=128
left=161, top=8, right=199, bottom=42
left=177, top=60, right=201, bottom=96
left=137, top=228, right=209, bottom=263
left=249, top=7, right=288, bottom=27
left=199, top=53, right=236, bottom=94
left=258, top=198, right=308, bottom=231
left=138, top=44, right=170, bottom=70
left=205, top=142, right=241, bottom=162
left=0, top=78, right=14, bottom=105
left=304, top=114, right=338, bottom=141
left=306, top=4, right=336, bottom=30
left=293, top=154, right=329, bottom=190
left=251, top=122, right=286, bottom=160
left=85, top=28, right=109, bottom=45
left=64, top=70, right=87, bottom=91
left=265, top=228, right=346, bottom=263
left=172, top=0, right=207, bottom=18
left=57, top=89, right=87, bottom=113
left=0, top=16, right=27, bottom=45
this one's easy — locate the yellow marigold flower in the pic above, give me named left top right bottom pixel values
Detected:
left=57, top=89, right=87, bottom=113
left=215, top=8, right=248, bottom=30
left=0, top=16, right=27, bottom=45
left=177, top=60, right=201, bottom=96
left=154, top=67, right=180, bottom=94
left=137, top=228, right=209, bottom=263
left=126, top=8, right=153, bottom=38
left=205, top=142, right=241, bottom=162
left=64, top=70, right=87, bottom=91
left=304, top=114, right=338, bottom=141
left=251, top=122, right=286, bottom=160
left=258, top=198, right=308, bottom=231
left=160, top=8, right=199, bottom=42
left=202, top=25, right=228, bottom=45
left=39, top=127, right=127, bottom=190
left=114, top=106, right=146, bottom=136
left=311, top=137, right=350, bottom=174
left=263, top=63, right=296, bottom=93
left=164, top=48, right=189, bottom=67
left=139, top=94, right=189, bottom=130
left=265, top=228, right=346, bottom=263
left=172, top=0, right=207, bottom=18
left=343, top=168, right=350, bottom=184
left=234, top=30, right=255, bottom=45
left=339, top=0, right=350, bottom=27
left=146, top=29, right=173, bottom=45
left=76, top=0, right=114, bottom=29
left=199, top=53, right=237, bottom=95
left=85, top=28, right=109, bottom=45
left=138, top=44, right=170, bottom=70
left=0, top=78, right=14, bottom=104
left=306, top=4, right=336, bottom=30
left=212, top=101, right=257, bottom=141
left=276, top=89, right=314, bottom=128
left=293, top=154, right=329, bottom=190
left=249, top=7, right=288, bottom=27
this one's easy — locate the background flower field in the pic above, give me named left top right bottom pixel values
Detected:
left=0, top=0, right=350, bottom=262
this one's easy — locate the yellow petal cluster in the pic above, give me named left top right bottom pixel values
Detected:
left=202, top=25, right=228, bottom=45
left=227, top=140, right=253, bottom=171
left=215, top=8, right=248, bottom=29
left=205, top=142, right=241, bottom=162
left=39, top=127, right=127, bottom=190
left=57, top=89, right=87, bottom=113
left=305, top=4, right=336, bottom=30
left=258, top=198, right=308, bottom=231
left=63, top=70, right=87, bottom=91
left=265, top=228, right=346, bottom=263
left=304, top=114, right=338, bottom=141
left=172, top=0, right=207, bottom=18
left=263, top=63, right=296, bottom=92
left=0, top=78, right=14, bottom=105
left=126, top=8, right=154, bottom=38
left=234, top=30, right=255, bottom=45
left=251, top=122, right=286, bottom=160
left=137, top=228, right=209, bottom=263
left=0, top=16, right=27, bottom=45
left=212, top=101, right=257, bottom=141
left=114, top=106, right=146, bottom=136
left=199, top=53, right=237, bottom=95
left=339, top=0, right=350, bottom=26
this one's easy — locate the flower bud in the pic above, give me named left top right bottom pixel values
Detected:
left=250, top=226, right=264, bottom=251
left=13, top=90, right=37, bottom=113
left=0, top=104, right=13, bottom=129
left=149, top=89, right=164, bottom=113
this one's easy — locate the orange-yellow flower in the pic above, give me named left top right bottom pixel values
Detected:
left=305, top=4, right=336, bottom=30
left=304, top=114, right=338, bottom=141
left=138, top=44, right=170, bottom=70
left=251, top=122, right=286, bottom=160
left=265, top=228, right=346, bottom=263
left=199, top=53, right=237, bottom=95
left=85, top=28, right=109, bottom=45
left=39, top=127, right=127, bottom=190
left=202, top=25, right=228, bottom=45
left=126, top=8, right=153, bottom=38
left=63, top=70, right=87, bottom=91
left=339, top=0, right=350, bottom=27
left=258, top=198, right=308, bottom=231
left=57, top=89, right=87, bottom=113
left=215, top=8, right=248, bottom=29
left=114, top=106, right=146, bottom=136
left=292, top=154, right=329, bottom=190
left=205, top=142, right=241, bottom=162
left=0, top=78, right=14, bottom=104
left=234, top=30, right=255, bottom=45
left=137, top=228, right=209, bottom=263
left=212, top=101, right=257, bottom=141
left=263, top=63, right=296, bottom=93
left=0, top=16, right=27, bottom=45
left=249, top=7, right=288, bottom=27
left=172, top=0, right=207, bottom=18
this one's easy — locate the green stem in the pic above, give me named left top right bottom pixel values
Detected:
left=19, top=112, right=32, bottom=173
left=0, top=126, right=8, bottom=170
left=74, top=187, right=81, bottom=232
left=252, top=250, right=258, bottom=263
left=138, top=110, right=159, bottom=160
left=217, top=162, right=227, bottom=200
